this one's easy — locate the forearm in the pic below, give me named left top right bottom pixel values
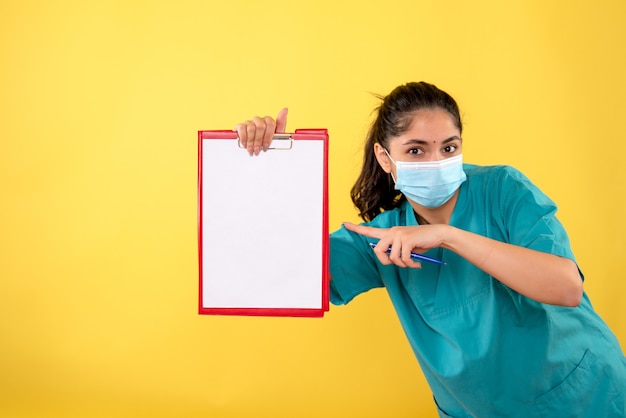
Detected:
left=442, top=226, right=583, bottom=307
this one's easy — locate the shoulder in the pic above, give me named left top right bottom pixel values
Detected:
left=463, top=163, right=556, bottom=210
left=463, top=164, right=538, bottom=192
left=368, top=201, right=411, bottom=228
left=464, top=163, right=528, bottom=181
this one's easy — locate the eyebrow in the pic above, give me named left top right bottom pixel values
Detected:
left=401, top=135, right=461, bottom=146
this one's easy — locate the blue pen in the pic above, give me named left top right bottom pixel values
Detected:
left=369, top=242, right=446, bottom=265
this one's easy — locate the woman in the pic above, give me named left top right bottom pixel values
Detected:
left=236, top=82, right=626, bottom=417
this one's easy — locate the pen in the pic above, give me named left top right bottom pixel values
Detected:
left=369, top=242, right=446, bottom=265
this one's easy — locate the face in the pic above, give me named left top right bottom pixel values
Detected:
left=374, top=108, right=462, bottom=176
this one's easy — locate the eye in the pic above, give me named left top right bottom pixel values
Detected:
left=408, top=147, right=424, bottom=155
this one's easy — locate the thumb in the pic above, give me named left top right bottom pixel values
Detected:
left=276, top=107, right=288, bottom=133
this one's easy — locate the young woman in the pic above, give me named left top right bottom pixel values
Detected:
left=236, top=82, right=626, bottom=417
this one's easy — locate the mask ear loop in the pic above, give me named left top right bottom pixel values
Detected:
left=382, top=147, right=397, bottom=183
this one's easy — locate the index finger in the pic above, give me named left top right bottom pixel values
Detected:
left=343, top=222, right=387, bottom=239
left=261, top=116, right=276, bottom=152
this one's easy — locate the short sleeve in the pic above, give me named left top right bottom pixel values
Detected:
left=497, top=167, right=577, bottom=262
left=329, top=225, right=384, bottom=305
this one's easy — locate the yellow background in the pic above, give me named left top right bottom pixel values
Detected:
left=1, top=1, right=625, bottom=417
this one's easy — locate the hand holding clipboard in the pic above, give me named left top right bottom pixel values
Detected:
left=235, top=107, right=289, bottom=156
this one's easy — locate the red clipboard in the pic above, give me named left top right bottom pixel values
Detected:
left=198, top=129, right=329, bottom=317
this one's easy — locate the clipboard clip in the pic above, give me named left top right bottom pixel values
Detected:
left=237, top=133, right=293, bottom=150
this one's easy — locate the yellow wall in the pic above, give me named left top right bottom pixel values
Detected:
left=1, top=1, right=625, bottom=417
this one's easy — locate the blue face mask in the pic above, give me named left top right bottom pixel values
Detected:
left=385, top=150, right=467, bottom=208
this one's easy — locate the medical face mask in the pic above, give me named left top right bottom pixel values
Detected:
left=384, top=150, right=467, bottom=208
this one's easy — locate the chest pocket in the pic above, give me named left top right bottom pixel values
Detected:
left=400, top=249, right=492, bottom=320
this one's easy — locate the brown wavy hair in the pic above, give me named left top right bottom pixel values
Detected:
left=350, top=82, right=463, bottom=222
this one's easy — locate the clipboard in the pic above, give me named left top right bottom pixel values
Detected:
left=198, top=129, right=330, bottom=317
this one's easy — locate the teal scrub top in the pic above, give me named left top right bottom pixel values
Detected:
left=330, top=164, right=626, bottom=418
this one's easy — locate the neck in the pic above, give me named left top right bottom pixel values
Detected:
left=410, top=190, right=459, bottom=225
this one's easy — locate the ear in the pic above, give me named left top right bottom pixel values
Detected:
left=373, top=143, right=393, bottom=174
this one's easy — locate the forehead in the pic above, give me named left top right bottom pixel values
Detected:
left=387, top=108, right=460, bottom=146
left=404, top=108, right=459, bottom=135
